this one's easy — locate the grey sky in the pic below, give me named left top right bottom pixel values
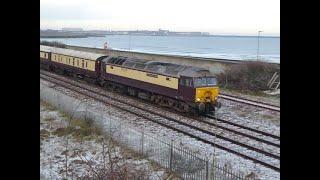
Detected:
left=40, top=0, right=280, bottom=36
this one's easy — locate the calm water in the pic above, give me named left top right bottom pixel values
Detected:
left=41, top=35, right=280, bottom=63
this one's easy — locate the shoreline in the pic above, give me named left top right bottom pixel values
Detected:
left=40, top=35, right=105, bottom=38
left=40, top=34, right=280, bottom=38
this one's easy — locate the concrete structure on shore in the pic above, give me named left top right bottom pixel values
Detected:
left=65, top=45, right=279, bottom=75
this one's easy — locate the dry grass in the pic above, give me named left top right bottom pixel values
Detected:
left=52, top=118, right=103, bottom=140
left=40, top=129, right=50, bottom=140
left=217, top=61, right=279, bottom=92
left=40, top=100, right=56, bottom=111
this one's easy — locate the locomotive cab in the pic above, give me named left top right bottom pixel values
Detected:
left=194, top=76, right=220, bottom=113
left=178, top=76, right=220, bottom=114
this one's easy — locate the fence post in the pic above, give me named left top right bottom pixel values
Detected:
left=108, top=117, right=112, bottom=137
left=211, top=156, right=215, bottom=180
left=169, top=140, right=173, bottom=171
left=141, top=130, right=144, bottom=155
left=206, top=158, right=209, bottom=180
left=118, top=121, right=122, bottom=142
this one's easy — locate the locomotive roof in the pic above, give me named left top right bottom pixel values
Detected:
left=102, top=56, right=212, bottom=78
left=40, top=45, right=105, bottom=60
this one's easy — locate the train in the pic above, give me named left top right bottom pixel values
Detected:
left=40, top=45, right=221, bottom=114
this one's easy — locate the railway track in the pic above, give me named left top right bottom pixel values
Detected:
left=204, top=114, right=280, bottom=140
left=199, top=115, right=279, bottom=147
left=219, top=93, right=280, bottom=112
left=40, top=70, right=280, bottom=172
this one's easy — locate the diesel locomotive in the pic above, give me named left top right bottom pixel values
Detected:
left=40, top=45, right=221, bottom=114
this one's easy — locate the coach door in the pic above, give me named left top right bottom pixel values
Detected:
left=96, top=56, right=108, bottom=79
left=178, top=76, right=195, bottom=102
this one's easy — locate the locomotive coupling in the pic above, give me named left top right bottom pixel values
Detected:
left=198, top=102, right=206, bottom=112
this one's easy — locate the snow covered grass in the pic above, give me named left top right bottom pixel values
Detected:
left=40, top=101, right=169, bottom=179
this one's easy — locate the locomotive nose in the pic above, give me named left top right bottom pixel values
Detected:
left=204, top=91, right=212, bottom=101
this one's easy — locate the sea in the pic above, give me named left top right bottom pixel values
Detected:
left=41, top=35, right=280, bottom=64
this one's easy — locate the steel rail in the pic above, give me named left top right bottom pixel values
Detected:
left=219, top=93, right=280, bottom=112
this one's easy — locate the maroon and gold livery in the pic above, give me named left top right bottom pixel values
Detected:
left=40, top=45, right=220, bottom=114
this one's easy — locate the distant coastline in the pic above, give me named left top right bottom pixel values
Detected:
left=40, top=35, right=88, bottom=38
left=41, top=29, right=279, bottom=38
left=40, top=34, right=280, bottom=39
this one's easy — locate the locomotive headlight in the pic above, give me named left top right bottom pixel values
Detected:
left=196, top=98, right=201, bottom=102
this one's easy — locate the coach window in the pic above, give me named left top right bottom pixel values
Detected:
left=82, top=60, right=84, bottom=68
left=77, top=59, right=79, bottom=66
left=72, top=59, right=75, bottom=66
left=85, top=61, right=88, bottom=68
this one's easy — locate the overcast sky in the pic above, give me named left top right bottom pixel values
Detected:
left=40, top=0, right=280, bottom=36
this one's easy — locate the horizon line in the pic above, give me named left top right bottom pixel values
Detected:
left=40, top=28, right=280, bottom=37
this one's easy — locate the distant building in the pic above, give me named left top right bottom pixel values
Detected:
left=61, top=28, right=83, bottom=31
left=158, top=29, right=169, bottom=35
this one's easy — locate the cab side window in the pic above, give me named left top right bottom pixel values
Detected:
left=186, top=79, right=190, bottom=87
left=189, top=79, right=193, bottom=87
left=180, top=78, right=192, bottom=87
left=180, top=79, right=186, bottom=86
